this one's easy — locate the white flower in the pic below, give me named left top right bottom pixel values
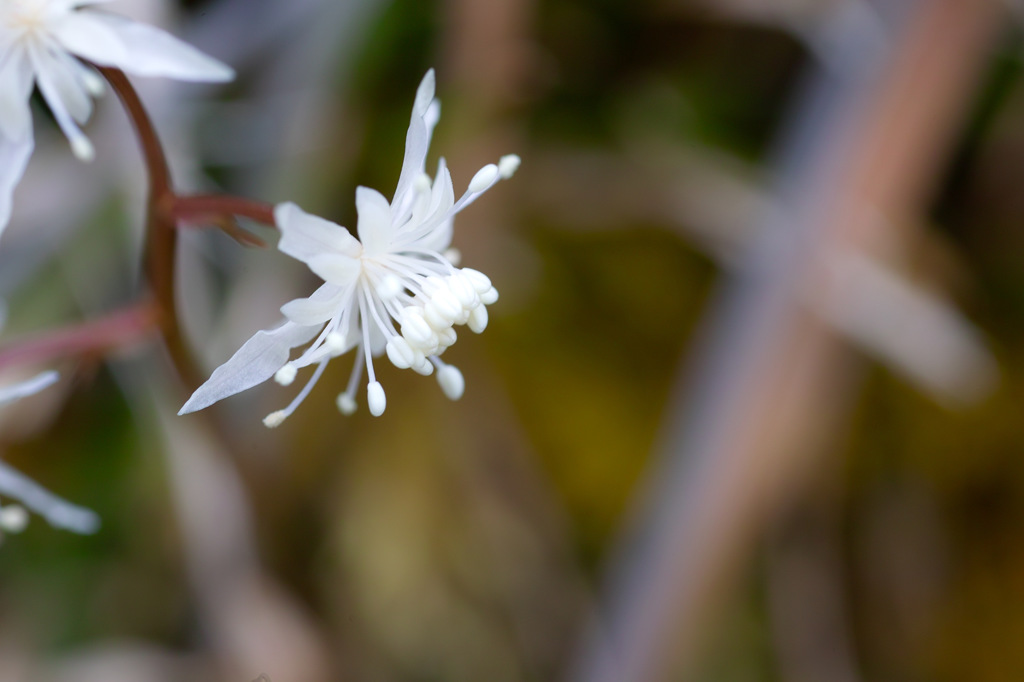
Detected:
left=0, top=0, right=234, bottom=233
left=180, top=69, right=519, bottom=424
left=0, top=370, right=101, bottom=541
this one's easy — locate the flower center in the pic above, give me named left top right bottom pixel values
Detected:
left=5, top=6, right=46, bottom=37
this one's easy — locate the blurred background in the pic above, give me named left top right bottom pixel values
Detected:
left=2, top=0, right=1024, bottom=680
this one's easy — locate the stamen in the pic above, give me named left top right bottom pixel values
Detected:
left=376, top=274, right=403, bottom=300
left=325, top=332, right=347, bottom=355
left=274, top=363, right=298, bottom=386
left=262, top=359, right=329, bottom=428
left=337, top=393, right=358, bottom=415
left=435, top=363, right=465, bottom=400
left=444, top=248, right=462, bottom=266
left=0, top=505, right=29, bottom=533
left=468, top=305, right=488, bottom=333
left=336, top=346, right=366, bottom=415
left=358, top=289, right=379, bottom=383
left=70, top=134, right=95, bottom=162
left=386, top=337, right=417, bottom=369
left=367, top=381, right=386, bottom=416
left=498, top=154, right=521, bottom=179
left=468, top=164, right=499, bottom=193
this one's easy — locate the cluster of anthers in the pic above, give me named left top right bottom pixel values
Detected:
left=270, top=246, right=505, bottom=422
left=179, top=70, right=520, bottom=425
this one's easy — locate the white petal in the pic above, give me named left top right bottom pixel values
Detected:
left=27, top=43, right=92, bottom=153
left=0, top=461, right=99, bottom=534
left=307, top=253, right=362, bottom=285
left=33, top=45, right=93, bottom=125
left=81, top=13, right=233, bottom=82
left=50, top=11, right=130, bottom=67
left=411, top=162, right=455, bottom=252
left=179, top=321, right=321, bottom=414
left=276, top=202, right=362, bottom=262
left=392, top=70, right=437, bottom=213
left=414, top=69, right=436, bottom=116
left=0, top=132, right=33, bottom=238
left=0, top=48, right=34, bottom=142
left=355, top=186, right=393, bottom=254
left=280, top=283, right=347, bottom=325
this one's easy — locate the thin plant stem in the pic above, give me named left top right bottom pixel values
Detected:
left=0, top=301, right=160, bottom=371
left=98, top=67, right=275, bottom=391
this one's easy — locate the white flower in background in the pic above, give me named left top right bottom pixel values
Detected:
left=0, top=369, right=100, bottom=543
left=0, top=0, right=234, bottom=234
left=180, top=69, right=519, bottom=424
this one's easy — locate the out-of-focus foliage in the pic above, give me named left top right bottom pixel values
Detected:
left=3, top=1, right=1024, bottom=681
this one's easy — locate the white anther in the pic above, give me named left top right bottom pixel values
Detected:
left=468, top=164, right=499, bottom=193
left=367, top=381, right=386, bottom=417
left=386, top=337, right=417, bottom=369
left=71, top=135, right=95, bottom=162
left=400, top=308, right=437, bottom=348
left=437, top=365, right=465, bottom=400
left=444, top=248, right=462, bottom=266
left=413, top=358, right=434, bottom=376
left=461, top=268, right=492, bottom=294
left=274, top=364, right=297, bottom=386
left=436, top=326, right=457, bottom=348
left=325, top=332, right=347, bottom=354
left=448, top=273, right=479, bottom=308
left=377, top=274, right=403, bottom=300
left=429, top=288, right=462, bottom=323
left=422, top=275, right=447, bottom=295
left=423, top=303, right=452, bottom=333
left=468, top=305, right=489, bottom=333
left=480, top=286, right=499, bottom=305
left=0, top=505, right=28, bottom=533
left=337, top=393, right=357, bottom=416
left=498, top=154, right=521, bottom=179
left=413, top=172, right=432, bottom=194
left=82, top=70, right=106, bottom=97
left=263, top=410, right=288, bottom=428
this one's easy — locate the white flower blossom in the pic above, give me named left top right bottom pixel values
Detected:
left=180, top=69, right=519, bottom=424
left=0, top=369, right=100, bottom=542
left=0, top=0, right=234, bottom=234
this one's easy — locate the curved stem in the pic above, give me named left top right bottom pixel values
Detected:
left=99, top=66, right=199, bottom=389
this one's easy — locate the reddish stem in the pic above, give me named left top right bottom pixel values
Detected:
left=172, top=194, right=277, bottom=227
left=0, top=301, right=161, bottom=371
left=100, top=66, right=199, bottom=388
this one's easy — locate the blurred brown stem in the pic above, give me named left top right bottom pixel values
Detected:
left=572, top=1, right=1002, bottom=680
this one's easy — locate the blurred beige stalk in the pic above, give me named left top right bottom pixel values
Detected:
left=573, top=0, right=1003, bottom=680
